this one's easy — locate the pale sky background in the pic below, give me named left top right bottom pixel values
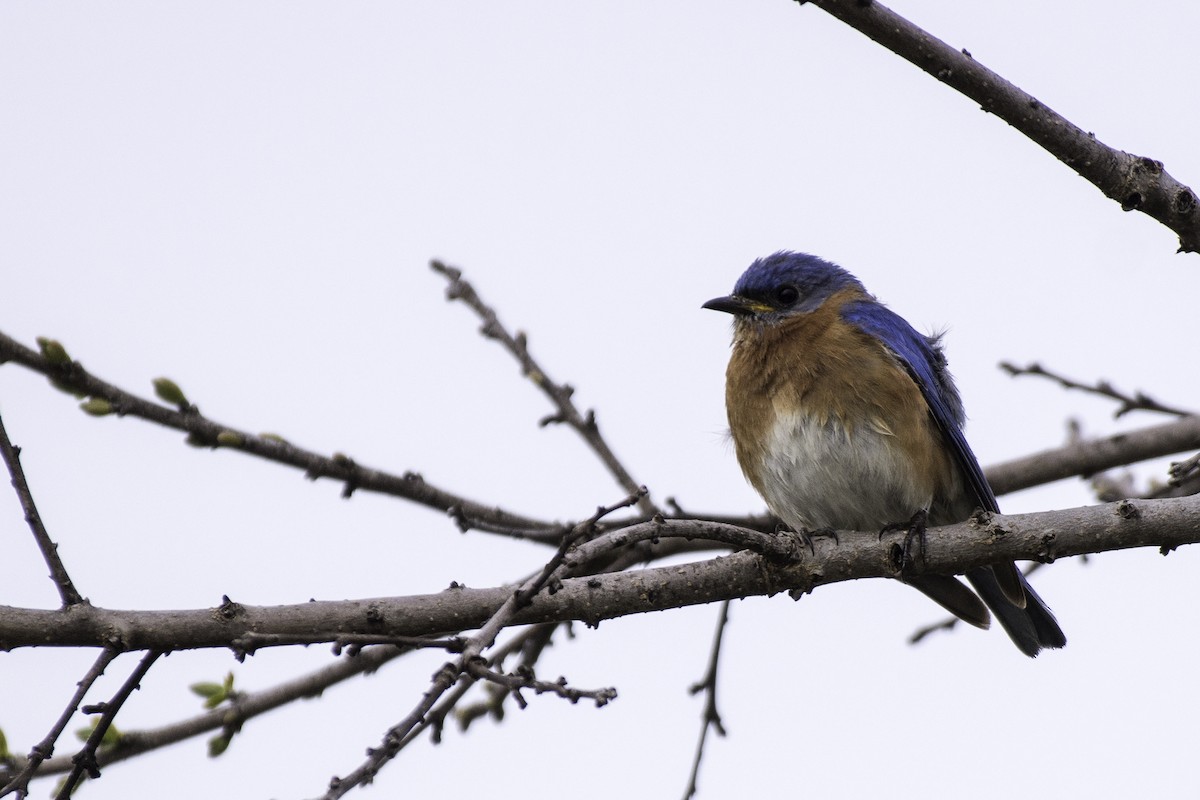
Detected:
left=3, top=2, right=1199, bottom=798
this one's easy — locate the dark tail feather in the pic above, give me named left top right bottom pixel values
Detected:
left=906, top=575, right=991, bottom=630
left=966, top=565, right=1066, bottom=657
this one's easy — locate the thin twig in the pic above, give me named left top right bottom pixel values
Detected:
left=0, top=410, right=84, bottom=607
left=514, top=488, right=648, bottom=607
left=682, top=599, right=731, bottom=800
left=431, top=260, right=660, bottom=517
left=0, top=648, right=119, bottom=797
left=800, top=0, right=1200, bottom=253
left=1000, top=362, right=1194, bottom=418
left=453, top=623, right=559, bottom=732
left=463, top=660, right=616, bottom=708
left=0, top=331, right=556, bottom=538
left=55, top=650, right=162, bottom=799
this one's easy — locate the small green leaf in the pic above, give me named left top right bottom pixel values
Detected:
left=36, top=337, right=71, bottom=365
left=222, top=671, right=235, bottom=692
left=207, top=733, right=231, bottom=758
left=189, top=682, right=225, bottom=699
left=0, top=726, right=10, bottom=760
left=79, top=398, right=114, bottom=417
left=152, top=377, right=189, bottom=407
left=215, top=431, right=243, bottom=447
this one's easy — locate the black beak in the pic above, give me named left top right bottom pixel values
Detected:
left=702, top=294, right=755, bottom=316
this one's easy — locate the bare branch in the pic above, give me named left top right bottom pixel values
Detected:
left=0, top=331, right=557, bottom=539
left=682, top=600, right=731, bottom=800
left=431, top=260, right=661, bottom=517
left=800, top=0, right=1200, bottom=253
left=452, top=623, right=559, bottom=733
left=463, top=660, right=616, bottom=708
left=5, top=498, right=1199, bottom=653
left=985, top=416, right=1200, bottom=495
left=0, top=646, right=406, bottom=785
left=54, top=650, right=162, bottom=799
left=318, top=491, right=647, bottom=797
left=0, top=411, right=84, bottom=607
left=0, top=648, right=119, bottom=797
left=514, top=488, right=648, bottom=607
left=999, top=362, right=1195, bottom=418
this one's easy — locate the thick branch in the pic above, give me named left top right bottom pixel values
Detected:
left=802, top=0, right=1200, bottom=253
left=985, top=416, right=1200, bottom=495
left=3, top=497, right=1197, bottom=652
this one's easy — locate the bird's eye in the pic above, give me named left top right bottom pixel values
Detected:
left=775, top=285, right=800, bottom=307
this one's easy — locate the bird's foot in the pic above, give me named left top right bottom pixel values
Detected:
left=782, top=524, right=838, bottom=555
left=879, top=509, right=928, bottom=571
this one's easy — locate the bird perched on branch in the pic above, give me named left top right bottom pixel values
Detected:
left=703, top=251, right=1065, bottom=656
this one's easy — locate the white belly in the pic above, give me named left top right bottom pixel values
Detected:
left=754, top=409, right=937, bottom=533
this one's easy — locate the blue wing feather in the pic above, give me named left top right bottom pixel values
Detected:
left=841, top=299, right=999, bottom=513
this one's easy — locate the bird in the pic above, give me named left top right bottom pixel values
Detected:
left=703, top=251, right=1065, bottom=656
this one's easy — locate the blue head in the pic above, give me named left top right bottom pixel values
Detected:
left=702, top=251, right=868, bottom=321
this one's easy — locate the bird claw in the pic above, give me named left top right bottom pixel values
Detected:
left=880, top=509, right=928, bottom=571
left=796, top=526, right=839, bottom=555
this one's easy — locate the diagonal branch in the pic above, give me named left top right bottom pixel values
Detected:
left=800, top=0, right=1200, bottom=253
left=0, top=331, right=557, bottom=539
left=0, top=648, right=118, bottom=797
left=0, top=411, right=84, bottom=607
left=431, top=260, right=661, bottom=517
left=54, top=650, right=162, bottom=799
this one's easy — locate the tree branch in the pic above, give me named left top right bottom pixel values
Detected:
left=800, top=0, right=1200, bottom=253
left=999, top=362, right=1194, bottom=418
left=0, top=645, right=406, bottom=785
left=55, top=650, right=162, bottom=799
left=985, top=416, right=1200, bottom=495
left=431, top=260, right=661, bottom=517
left=0, top=648, right=119, bottom=796
left=0, top=331, right=557, bottom=539
left=4, top=497, right=1197, bottom=653
left=682, top=599, right=730, bottom=800
left=0, top=410, right=84, bottom=607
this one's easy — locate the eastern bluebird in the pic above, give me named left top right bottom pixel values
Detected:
left=704, top=251, right=1065, bottom=656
